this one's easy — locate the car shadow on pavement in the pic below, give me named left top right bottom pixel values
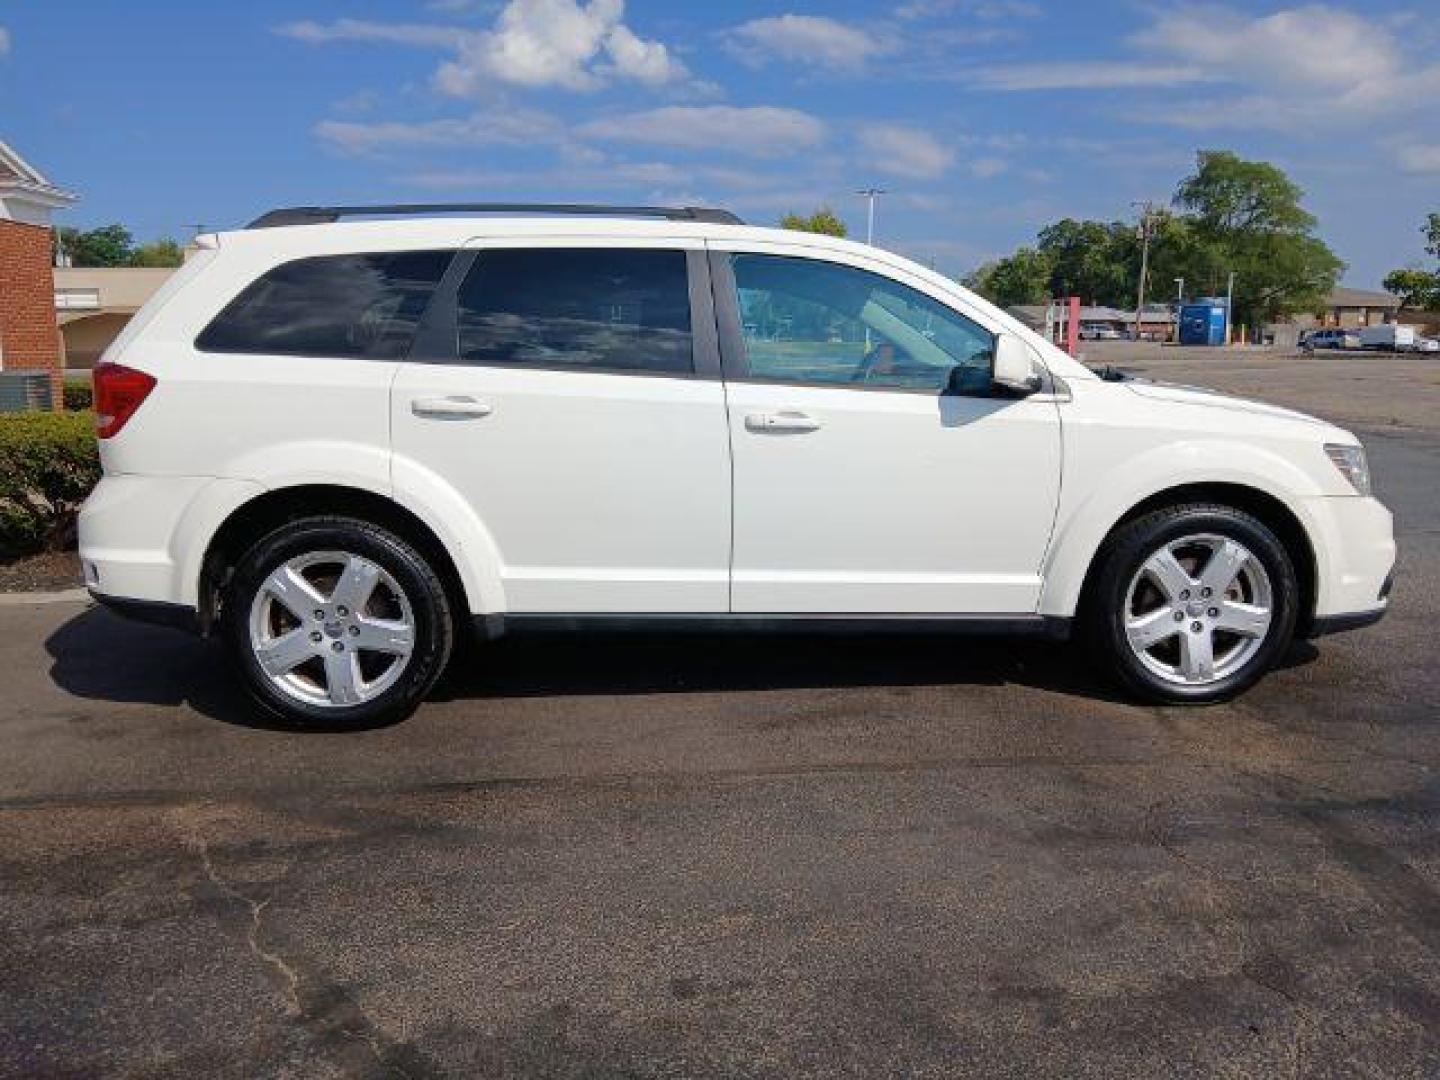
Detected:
left=44, top=605, right=1320, bottom=731
left=433, top=630, right=1115, bottom=702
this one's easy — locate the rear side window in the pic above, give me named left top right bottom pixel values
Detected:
left=196, top=250, right=454, bottom=359
left=455, top=248, right=693, bottom=374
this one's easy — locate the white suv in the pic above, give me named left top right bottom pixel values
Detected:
left=79, top=204, right=1395, bottom=727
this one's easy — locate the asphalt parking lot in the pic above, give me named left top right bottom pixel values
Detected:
left=3, top=346, right=1439, bottom=1078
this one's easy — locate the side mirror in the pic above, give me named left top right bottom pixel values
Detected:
left=991, top=334, right=1043, bottom=396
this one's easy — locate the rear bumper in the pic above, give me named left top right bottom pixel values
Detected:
left=78, top=474, right=261, bottom=608
left=89, top=590, right=201, bottom=634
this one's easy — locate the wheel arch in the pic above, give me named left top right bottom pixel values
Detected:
left=198, top=485, right=473, bottom=635
left=1065, top=482, right=1318, bottom=632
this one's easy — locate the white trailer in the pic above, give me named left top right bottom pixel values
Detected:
left=1359, top=324, right=1418, bottom=351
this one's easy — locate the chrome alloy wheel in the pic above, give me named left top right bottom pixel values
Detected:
left=247, top=551, right=416, bottom=709
left=1123, top=533, right=1274, bottom=687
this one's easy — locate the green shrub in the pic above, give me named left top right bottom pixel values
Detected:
left=0, top=411, right=101, bottom=557
left=63, top=378, right=94, bottom=412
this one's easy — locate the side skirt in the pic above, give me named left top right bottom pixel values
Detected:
left=476, top=613, right=1072, bottom=641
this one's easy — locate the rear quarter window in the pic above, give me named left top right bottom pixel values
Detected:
left=196, top=250, right=455, bottom=359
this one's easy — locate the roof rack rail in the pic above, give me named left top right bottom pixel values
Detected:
left=246, top=203, right=743, bottom=229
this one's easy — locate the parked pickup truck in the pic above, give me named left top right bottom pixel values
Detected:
left=1359, top=325, right=1418, bottom=351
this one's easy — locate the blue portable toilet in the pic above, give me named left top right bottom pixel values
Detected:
left=1178, top=302, right=1227, bottom=346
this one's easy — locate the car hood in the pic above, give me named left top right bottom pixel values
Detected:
left=1123, top=380, right=1331, bottom=428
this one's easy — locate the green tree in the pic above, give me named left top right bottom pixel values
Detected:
left=56, top=225, right=187, bottom=269
left=779, top=207, right=848, bottom=238
left=1035, top=219, right=1135, bottom=306
left=965, top=247, right=1053, bottom=307
left=128, top=238, right=185, bottom=268
left=57, top=223, right=134, bottom=267
left=1382, top=212, right=1440, bottom=310
left=1172, top=150, right=1343, bottom=327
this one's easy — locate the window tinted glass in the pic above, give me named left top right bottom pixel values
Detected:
left=197, top=250, right=454, bottom=359
left=456, top=248, right=692, bottom=374
left=730, top=254, right=994, bottom=393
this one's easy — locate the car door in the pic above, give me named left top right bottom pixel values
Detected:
left=711, top=243, right=1063, bottom=614
left=391, top=240, right=731, bottom=613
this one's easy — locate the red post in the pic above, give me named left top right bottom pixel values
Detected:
left=1065, top=295, right=1080, bottom=356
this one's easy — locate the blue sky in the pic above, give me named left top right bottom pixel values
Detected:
left=2, top=0, right=1437, bottom=287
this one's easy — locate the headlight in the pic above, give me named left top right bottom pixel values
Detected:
left=1324, top=443, right=1371, bottom=496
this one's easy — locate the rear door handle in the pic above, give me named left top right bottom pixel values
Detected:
left=745, top=411, right=821, bottom=434
left=411, top=395, right=493, bottom=420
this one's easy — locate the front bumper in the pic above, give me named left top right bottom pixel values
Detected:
left=1300, top=494, right=1395, bottom=633
left=1306, top=605, right=1388, bottom=638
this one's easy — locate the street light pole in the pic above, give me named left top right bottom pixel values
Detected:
left=857, top=187, right=886, bottom=246
left=1174, top=277, right=1185, bottom=343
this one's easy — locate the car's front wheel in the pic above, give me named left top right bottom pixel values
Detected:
left=222, top=517, right=453, bottom=728
left=1087, top=503, right=1299, bottom=703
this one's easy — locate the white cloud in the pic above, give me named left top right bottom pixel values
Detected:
left=1133, top=6, right=1390, bottom=93
left=0, top=26, right=11, bottom=55
left=1396, top=144, right=1440, bottom=174
left=332, top=90, right=382, bottom=115
left=1126, top=5, right=1440, bottom=128
left=278, top=0, right=687, bottom=95
left=857, top=125, right=954, bottom=179
left=724, top=15, right=896, bottom=70
left=276, top=19, right=461, bottom=48
left=439, top=0, right=685, bottom=93
left=971, top=62, right=1213, bottom=91
left=962, top=5, right=1440, bottom=137
left=896, top=1, right=1041, bottom=20
left=315, top=107, right=561, bottom=155
left=968, top=156, right=1008, bottom=179
left=425, top=0, right=500, bottom=12
left=580, top=106, right=825, bottom=157
left=404, top=159, right=773, bottom=193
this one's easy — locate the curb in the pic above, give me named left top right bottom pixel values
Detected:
left=0, top=588, right=91, bottom=607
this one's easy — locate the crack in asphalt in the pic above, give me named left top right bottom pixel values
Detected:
left=188, top=835, right=303, bottom=1017
left=1140, top=794, right=1316, bottom=1079
left=175, top=818, right=443, bottom=1079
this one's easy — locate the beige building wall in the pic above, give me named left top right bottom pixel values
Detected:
left=54, top=266, right=174, bottom=370
left=58, top=312, right=133, bottom=368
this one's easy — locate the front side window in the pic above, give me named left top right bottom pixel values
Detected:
left=729, top=254, right=995, bottom=393
left=455, top=248, right=693, bottom=374
left=197, top=250, right=454, bottom=359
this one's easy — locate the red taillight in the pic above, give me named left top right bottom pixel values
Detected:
left=93, top=363, right=157, bottom=439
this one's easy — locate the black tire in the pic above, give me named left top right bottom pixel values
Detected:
left=222, top=516, right=453, bottom=729
left=1084, top=503, right=1299, bottom=704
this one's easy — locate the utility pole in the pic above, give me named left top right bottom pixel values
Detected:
left=1131, top=201, right=1157, bottom=342
left=1174, top=277, right=1185, bottom=343
left=1225, top=270, right=1236, bottom=345
left=856, top=187, right=886, bottom=246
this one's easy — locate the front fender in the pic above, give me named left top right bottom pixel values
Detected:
left=1039, top=439, right=1328, bottom=617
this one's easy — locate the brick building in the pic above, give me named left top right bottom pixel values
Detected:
left=0, top=139, right=76, bottom=408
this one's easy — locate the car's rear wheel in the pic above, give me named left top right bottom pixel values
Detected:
left=1087, top=503, right=1299, bottom=703
left=222, top=517, right=453, bottom=728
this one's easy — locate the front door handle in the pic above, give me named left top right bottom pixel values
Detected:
left=411, top=396, right=494, bottom=420
left=745, top=411, right=821, bottom=434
